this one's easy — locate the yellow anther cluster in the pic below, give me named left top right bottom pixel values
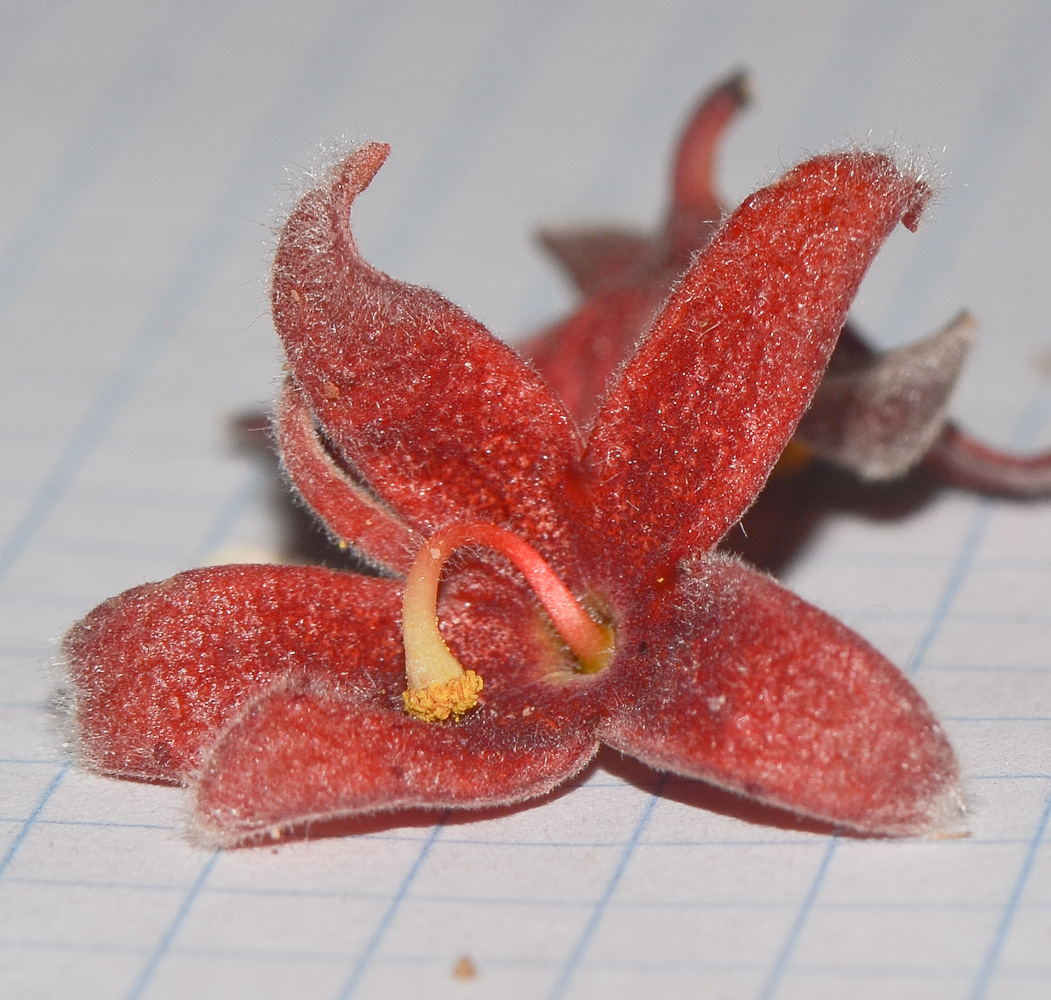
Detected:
left=402, top=670, right=484, bottom=722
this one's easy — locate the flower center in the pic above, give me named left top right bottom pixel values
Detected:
left=401, top=522, right=614, bottom=722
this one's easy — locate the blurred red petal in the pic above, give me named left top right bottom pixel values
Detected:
left=665, top=69, right=751, bottom=267
left=536, top=226, right=656, bottom=297
left=523, top=284, right=662, bottom=429
left=924, top=423, right=1051, bottom=497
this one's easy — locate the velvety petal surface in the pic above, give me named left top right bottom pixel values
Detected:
left=272, top=144, right=584, bottom=569
left=66, top=552, right=608, bottom=845
left=193, top=670, right=600, bottom=846
left=275, top=379, right=418, bottom=574
left=190, top=560, right=604, bottom=845
left=63, top=564, right=405, bottom=781
left=599, top=554, right=962, bottom=836
left=582, top=152, right=931, bottom=580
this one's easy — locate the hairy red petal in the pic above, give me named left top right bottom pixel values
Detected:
left=526, top=72, right=752, bottom=420
left=272, top=144, right=584, bottom=567
left=189, top=559, right=606, bottom=845
left=600, top=554, right=962, bottom=836
left=583, top=152, right=930, bottom=577
left=64, top=564, right=404, bottom=781
left=193, top=677, right=599, bottom=846
left=275, top=379, right=417, bottom=574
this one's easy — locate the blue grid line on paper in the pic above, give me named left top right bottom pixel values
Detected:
left=0, top=758, right=64, bottom=767
left=967, top=783, right=1051, bottom=1000
left=756, top=838, right=838, bottom=1000
left=8, top=818, right=1051, bottom=899
left=193, top=467, right=268, bottom=561
left=124, top=851, right=220, bottom=1000
left=0, top=763, right=67, bottom=877
left=1, top=774, right=1045, bottom=842
left=336, top=820, right=444, bottom=999
left=905, top=502, right=992, bottom=678
left=3, top=881, right=184, bottom=898
left=789, top=607, right=1051, bottom=627
left=546, top=778, right=665, bottom=1000
left=878, top=0, right=1051, bottom=336
left=6, top=939, right=1048, bottom=977
left=947, top=716, right=1051, bottom=723
left=29, top=536, right=194, bottom=561
left=929, top=666, right=1051, bottom=675
left=0, top=818, right=178, bottom=834
left=0, top=1, right=233, bottom=321
left=0, top=938, right=147, bottom=956
left=815, top=553, right=1051, bottom=574
left=3, top=821, right=1047, bottom=885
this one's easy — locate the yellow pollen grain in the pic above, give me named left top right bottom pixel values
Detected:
left=402, top=670, right=483, bottom=722
left=452, top=955, right=477, bottom=979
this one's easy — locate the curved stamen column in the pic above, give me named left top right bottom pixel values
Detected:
left=401, top=523, right=613, bottom=722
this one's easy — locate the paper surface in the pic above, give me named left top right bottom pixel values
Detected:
left=2, top=1, right=1050, bottom=997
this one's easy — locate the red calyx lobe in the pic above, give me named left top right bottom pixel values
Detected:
left=600, top=554, right=958, bottom=836
left=580, top=154, right=930, bottom=579
left=272, top=144, right=585, bottom=582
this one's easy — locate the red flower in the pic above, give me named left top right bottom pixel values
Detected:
left=527, top=72, right=1051, bottom=497
left=64, top=139, right=962, bottom=847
